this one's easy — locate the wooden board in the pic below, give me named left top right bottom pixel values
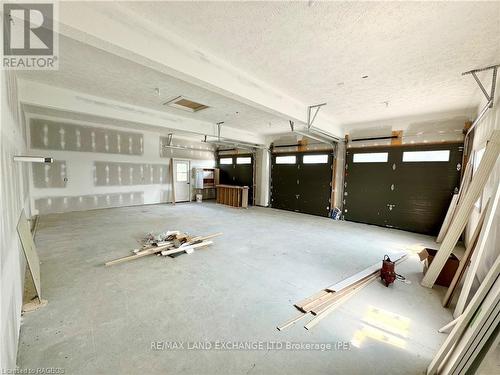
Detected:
left=436, top=194, right=459, bottom=243
left=105, top=242, right=173, bottom=266
left=422, top=130, right=500, bottom=288
left=442, top=198, right=490, bottom=307
left=454, top=183, right=500, bottom=317
left=17, top=210, right=42, bottom=300
left=426, top=254, right=500, bottom=375
left=438, top=282, right=500, bottom=374
left=325, top=252, right=407, bottom=292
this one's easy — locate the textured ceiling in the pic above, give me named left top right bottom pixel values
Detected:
left=122, top=1, right=500, bottom=125
left=18, top=36, right=290, bottom=135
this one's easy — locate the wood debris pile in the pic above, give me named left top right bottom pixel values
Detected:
left=105, top=231, right=222, bottom=266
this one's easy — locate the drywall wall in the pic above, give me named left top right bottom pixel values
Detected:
left=466, top=97, right=500, bottom=283
left=28, top=116, right=215, bottom=215
left=0, top=72, right=30, bottom=370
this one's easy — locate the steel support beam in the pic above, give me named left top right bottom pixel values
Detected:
left=463, top=64, right=499, bottom=136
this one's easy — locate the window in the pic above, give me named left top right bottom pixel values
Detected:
left=353, top=152, right=388, bottom=163
left=275, top=155, right=296, bottom=164
left=303, top=154, right=328, bottom=164
left=402, top=150, right=450, bottom=162
left=236, top=157, right=251, bottom=165
left=175, top=163, right=188, bottom=182
left=219, top=158, right=233, bottom=165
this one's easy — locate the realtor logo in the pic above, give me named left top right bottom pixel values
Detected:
left=3, top=2, right=58, bottom=69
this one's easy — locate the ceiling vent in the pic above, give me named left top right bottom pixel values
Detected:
left=163, top=96, right=209, bottom=112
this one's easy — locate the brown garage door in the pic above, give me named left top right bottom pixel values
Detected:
left=343, top=143, right=463, bottom=235
left=218, top=154, right=254, bottom=205
left=271, top=152, right=333, bottom=217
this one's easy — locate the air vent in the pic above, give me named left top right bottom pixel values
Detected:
left=163, top=96, right=209, bottom=112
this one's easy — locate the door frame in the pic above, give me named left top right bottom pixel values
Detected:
left=172, top=158, right=191, bottom=203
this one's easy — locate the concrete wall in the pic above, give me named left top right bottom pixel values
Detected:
left=0, top=72, right=30, bottom=370
left=466, top=97, right=500, bottom=283
left=28, top=115, right=215, bottom=215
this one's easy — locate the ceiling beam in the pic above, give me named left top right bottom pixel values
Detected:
left=55, top=2, right=343, bottom=138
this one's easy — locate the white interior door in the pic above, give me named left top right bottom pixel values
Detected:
left=173, top=159, right=190, bottom=202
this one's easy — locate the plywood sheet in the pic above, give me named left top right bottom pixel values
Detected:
left=17, top=210, right=41, bottom=299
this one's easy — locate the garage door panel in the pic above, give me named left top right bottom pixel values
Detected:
left=271, top=163, right=298, bottom=212
left=271, top=152, right=333, bottom=217
left=344, top=150, right=394, bottom=226
left=218, top=155, right=254, bottom=205
left=344, top=143, right=463, bottom=235
left=297, top=155, right=333, bottom=216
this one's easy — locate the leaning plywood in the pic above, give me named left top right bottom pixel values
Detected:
left=453, top=184, right=500, bottom=317
left=436, top=194, right=459, bottom=243
left=426, top=255, right=500, bottom=375
left=442, top=198, right=490, bottom=307
left=17, top=210, right=42, bottom=300
left=421, top=129, right=500, bottom=288
left=438, top=280, right=500, bottom=374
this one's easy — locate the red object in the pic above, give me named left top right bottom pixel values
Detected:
left=380, top=255, right=396, bottom=287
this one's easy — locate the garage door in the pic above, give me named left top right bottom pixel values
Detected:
left=343, top=143, right=463, bottom=235
left=218, top=155, right=254, bottom=204
left=271, top=152, right=333, bottom=217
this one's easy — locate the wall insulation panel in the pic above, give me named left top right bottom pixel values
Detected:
left=30, top=118, right=143, bottom=155
left=32, top=160, right=67, bottom=188
left=35, top=192, right=144, bottom=215
left=93, top=162, right=168, bottom=186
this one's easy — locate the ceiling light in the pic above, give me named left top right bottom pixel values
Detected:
left=164, top=96, right=209, bottom=112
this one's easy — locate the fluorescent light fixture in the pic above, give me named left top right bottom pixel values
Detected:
left=13, top=156, right=53, bottom=163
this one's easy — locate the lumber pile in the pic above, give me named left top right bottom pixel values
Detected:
left=277, top=253, right=408, bottom=331
left=104, top=231, right=222, bottom=266
left=427, top=254, right=500, bottom=374
left=216, top=184, right=249, bottom=208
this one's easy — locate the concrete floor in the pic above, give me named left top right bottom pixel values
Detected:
left=18, top=202, right=454, bottom=374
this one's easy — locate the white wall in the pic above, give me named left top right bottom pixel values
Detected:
left=0, top=72, right=30, bottom=370
left=27, top=114, right=215, bottom=215
left=255, top=148, right=270, bottom=207
left=466, top=97, right=500, bottom=282
left=343, top=109, right=471, bottom=147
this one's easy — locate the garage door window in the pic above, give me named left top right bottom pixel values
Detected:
left=353, top=152, right=388, bottom=163
left=303, top=154, right=328, bottom=164
left=402, top=150, right=450, bottom=162
left=276, top=156, right=296, bottom=164
left=220, top=158, right=233, bottom=165
left=236, top=157, right=251, bottom=164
